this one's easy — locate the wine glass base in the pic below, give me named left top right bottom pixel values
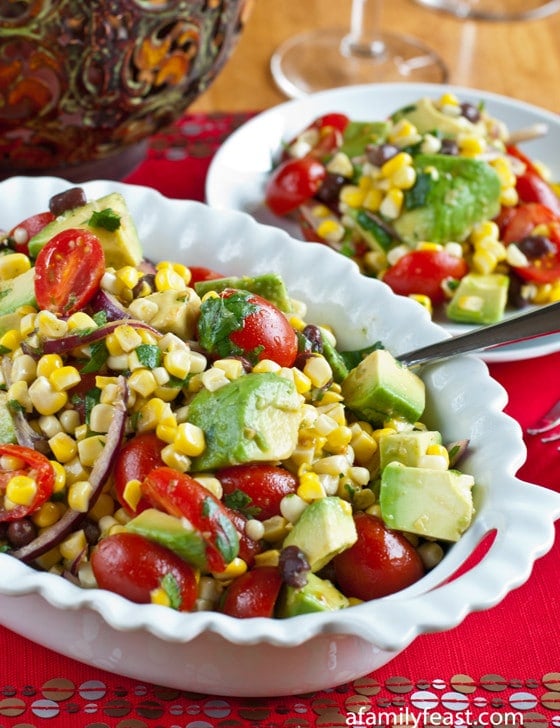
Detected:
left=412, top=0, right=560, bottom=21
left=271, top=28, right=448, bottom=99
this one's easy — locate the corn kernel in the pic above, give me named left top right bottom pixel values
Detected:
left=201, top=367, right=230, bottom=392
left=254, top=549, right=281, bottom=567
left=261, top=515, right=290, bottom=542
left=28, top=376, right=68, bottom=416
left=128, top=368, right=158, bottom=397
left=212, top=557, right=248, bottom=580
left=362, top=188, right=383, bottom=212
left=500, top=187, right=519, bottom=207
left=116, top=265, right=142, bottom=289
left=252, top=359, right=281, bottom=374
left=316, top=219, right=345, bottom=243
left=381, top=151, right=413, bottom=179
left=372, top=427, right=397, bottom=443
left=114, top=324, right=143, bottom=353
left=506, top=244, right=529, bottom=268
left=174, top=422, right=206, bottom=457
left=66, top=311, right=98, bottom=331
left=49, top=431, right=78, bottom=463
left=59, top=530, right=87, bottom=562
left=409, top=294, right=433, bottom=315
left=160, top=444, right=191, bottom=472
left=297, top=471, right=326, bottom=501
left=458, top=135, right=485, bottom=156
left=326, top=152, right=353, bottom=177
left=472, top=248, right=498, bottom=275
left=136, top=397, right=170, bottom=432
left=49, top=365, right=81, bottom=392
left=10, top=353, right=37, bottom=383
left=379, top=188, right=404, bottom=219
left=32, top=500, right=64, bottom=528
left=36, top=354, right=64, bottom=378
left=155, top=267, right=188, bottom=292
left=439, top=92, right=459, bottom=107
left=326, top=425, right=353, bottom=452
left=5, top=475, right=37, bottom=506
left=6, top=380, right=31, bottom=412
left=164, top=348, right=191, bottom=379
left=67, top=480, right=93, bottom=512
left=36, top=310, right=68, bottom=338
left=150, top=587, right=171, bottom=607
left=0, top=329, right=21, bottom=351
left=50, top=460, right=67, bottom=493
left=194, top=475, right=223, bottom=500
left=339, top=185, right=366, bottom=209
left=156, top=421, right=177, bottom=444
left=471, top=220, right=500, bottom=244
left=122, top=479, right=143, bottom=512
left=303, top=355, right=332, bottom=388
left=0, top=253, right=31, bottom=280
left=77, top=434, right=106, bottom=468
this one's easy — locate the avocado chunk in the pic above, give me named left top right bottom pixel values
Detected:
left=394, top=154, right=501, bottom=245
left=282, top=496, right=357, bottom=572
left=341, top=349, right=425, bottom=426
left=446, top=272, right=509, bottom=324
left=28, top=192, right=143, bottom=268
left=277, top=572, right=350, bottom=617
left=0, top=391, right=17, bottom=444
left=379, top=430, right=442, bottom=470
left=189, top=372, right=303, bottom=471
left=132, top=288, right=201, bottom=339
left=125, top=508, right=210, bottom=569
left=0, top=267, right=36, bottom=318
left=194, top=273, right=292, bottom=313
left=339, top=120, right=390, bottom=158
left=380, top=461, right=475, bottom=542
left=391, top=96, right=481, bottom=138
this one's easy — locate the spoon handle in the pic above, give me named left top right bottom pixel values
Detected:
left=397, top=300, right=560, bottom=368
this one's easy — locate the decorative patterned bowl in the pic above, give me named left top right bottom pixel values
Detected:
left=0, top=0, right=251, bottom=181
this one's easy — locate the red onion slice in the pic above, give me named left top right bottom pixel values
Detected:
left=11, top=377, right=128, bottom=564
left=37, top=318, right=161, bottom=355
left=88, top=289, right=132, bottom=322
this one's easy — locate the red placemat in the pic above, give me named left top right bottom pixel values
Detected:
left=0, top=113, right=559, bottom=728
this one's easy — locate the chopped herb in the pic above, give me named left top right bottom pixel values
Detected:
left=136, top=344, right=162, bottom=369
left=93, top=310, right=108, bottom=326
left=160, top=573, right=182, bottom=610
left=89, top=208, right=121, bottom=232
left=340, top=341, right=384, bottom=370
left=404, top=171, right=433, bottom=210
left=81, top=341, right=109, bottom=373
left=0, top=344, right=12, bottom=355
left=223, top=489, right=260, bottom=518
left=84, top=387, right=101, bottom=424
left=197, top=291, right=258, bottom=360
left=201, top=496, right=239, bottom=562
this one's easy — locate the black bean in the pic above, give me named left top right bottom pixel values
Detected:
left=7, top=519, right=37, bottom=548
left=279, top=545, right=310, bottom=588
left=517, top=234, right=555, bottom=260
left=82, top=519, right=101, bottom=546
left=507, top=272, right=530, bottom=310
left=440, top=138, right=459, bottom=155
left=315, top=173, right=348, bottom=206
left=49, top=187, right=87, bottom=217
left=365, top=143, right=399, bottom=167
left=460, top=102, right=481, bottom=124
left=302, top=324, right=323, bottom=353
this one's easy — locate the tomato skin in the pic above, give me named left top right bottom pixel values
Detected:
left=218, top=463, right=298, bottom=520
left=113, top=433, right=166, bottom=515
left=34, top=228, right=105, bottom=316
left=265, top=156, right=327, bottom=216
left=0, top=445, right=55, bottom=522
left=220, top=566, right=283, bottom=618
left=333, top=512, right=424, bottom=600
left=501, top=203, right=560, bottom=283
left=8, top=212, right=55, bottom=255
left=502, top=202, right=557, bottom=244
left=197, top=289, right=298, bottom=368
left=91, top=532, right=198, bottom=611
left=188, top=266, right=225, bottom=284
left=382, top=249, right=468, bottom=304
left=516, top=171, right=560, bottom=217
left=311, top=113, right=350, bottom=135
left=142, top=466, right=239, bottom=573
left=224, top=505, right=263, bottom=567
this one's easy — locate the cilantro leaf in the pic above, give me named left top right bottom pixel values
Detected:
left=197, top=291, right=259, bottom=359
left=160, top=573, right=182, bottom=610
left=89, top=208, right=121, bottom=232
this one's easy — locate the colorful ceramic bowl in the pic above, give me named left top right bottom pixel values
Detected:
left=0, top=0, right=252, bottom=180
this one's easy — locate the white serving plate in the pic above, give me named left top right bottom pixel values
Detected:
left=1, top=176, right=559, bottom=697
left=206, top=82, right=560, bottom=363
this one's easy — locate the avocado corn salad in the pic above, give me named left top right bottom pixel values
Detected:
left=264, top=92, right=560, bottom=326
left=0, top=187, right=474, bottom=617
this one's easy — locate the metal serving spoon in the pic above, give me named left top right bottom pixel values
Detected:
left=397, top=300, right=560, bottom=368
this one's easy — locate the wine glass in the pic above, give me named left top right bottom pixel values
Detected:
left=270, top=0, right=448, bottom=99
left=411, top=0, right=560, bottom=21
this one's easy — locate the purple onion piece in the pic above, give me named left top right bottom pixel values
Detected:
left=11, top=377, right=128, bottom=564
left=88, top=289, right=132, bottom=322
left=447, top=439, right=470, bottom=468
left=41, top=318, right=161, bottom=355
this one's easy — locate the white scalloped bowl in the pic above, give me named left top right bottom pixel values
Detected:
left=1, top=177, right=559, bottom=698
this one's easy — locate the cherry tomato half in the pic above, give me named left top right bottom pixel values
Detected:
left=218, top=463, right=298, bottom=520
left=265, top=156, right=327, bottom=216
left=8, top=211, right=55, bottom=255
left=113, top=433, right=166, bottom=515
left=516, top=170, right=560, bottom=218
left=142, top=466, right=239, bottom=573
left=0, top=444, right=55, bottom=522
left=381, top=249, right=468, bottom=304
left=333, top=512, right=424, bottom=600
left=197, top=289, right=298, bottom=367
left=34, top=228, right=105, bottom=316
left=500, top=203, right=560, bottom=283
left=187, top=266, right=225, bottom=285
left=220, top=566, right=283, bottom=618
left=91, top=531, right=198, bottom=611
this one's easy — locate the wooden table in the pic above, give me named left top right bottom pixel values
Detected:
left=192, top=0, right=560, bottom=114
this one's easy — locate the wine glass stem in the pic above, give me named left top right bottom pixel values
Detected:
left=341, top=0, right=386, bottom=58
